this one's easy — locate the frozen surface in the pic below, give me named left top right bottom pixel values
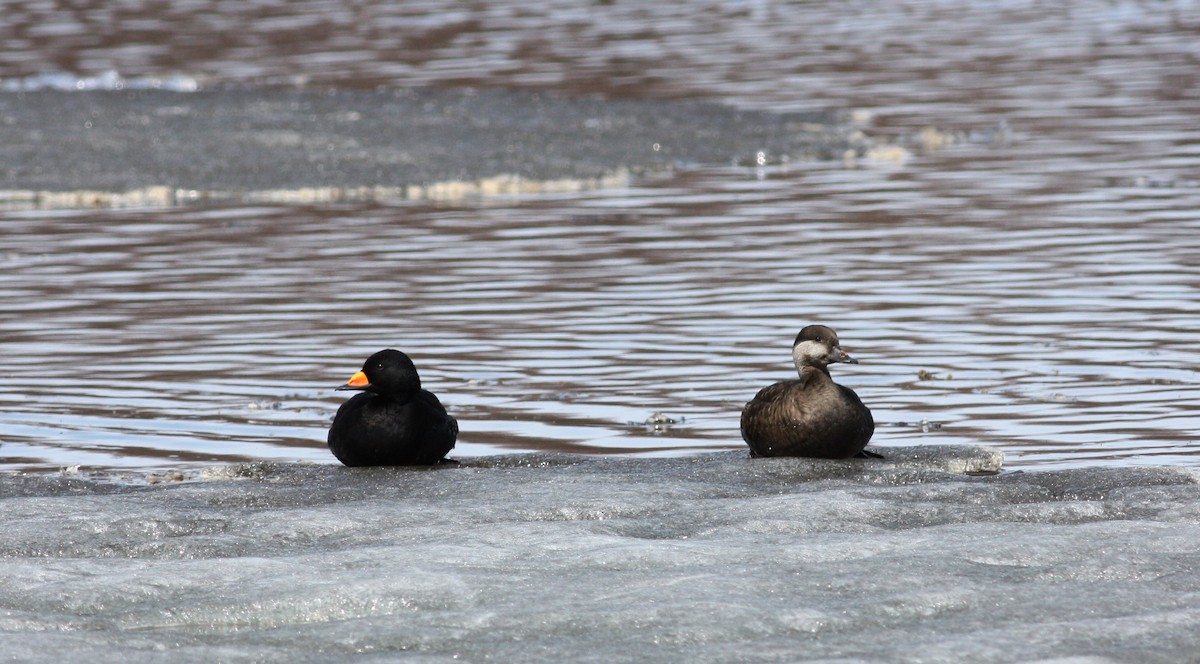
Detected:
left=3, top=445, right=1199, bottom=663
left=0, top=88, right=858, bottom=198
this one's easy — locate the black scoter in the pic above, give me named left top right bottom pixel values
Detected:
left=327, top=349, right=458, bottom=466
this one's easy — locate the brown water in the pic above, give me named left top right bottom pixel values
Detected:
left=2, top=1, right=1199, bottom=471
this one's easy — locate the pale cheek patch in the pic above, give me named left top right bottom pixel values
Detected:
left=792, top=340, right=829, bottom=364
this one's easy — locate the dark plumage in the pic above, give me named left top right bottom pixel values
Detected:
left=327, top=349, right=458, bottom=466
left=740, top=325, right=875, bottom=459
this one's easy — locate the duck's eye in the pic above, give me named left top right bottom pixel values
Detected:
left=814, top=336, right=823, bottom=343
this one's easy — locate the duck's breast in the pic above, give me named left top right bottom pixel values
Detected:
left=741, top=370, right=873, bottom=458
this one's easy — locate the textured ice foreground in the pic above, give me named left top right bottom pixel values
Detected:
left=3, top=446, right=1199, bottom=663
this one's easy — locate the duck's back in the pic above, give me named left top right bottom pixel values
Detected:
left=328, top=389, right=458, bottom=466
left=740, top=368, right=874, bottom=459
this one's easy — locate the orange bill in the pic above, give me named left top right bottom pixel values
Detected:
left=339, top=370, right=370, bottom=390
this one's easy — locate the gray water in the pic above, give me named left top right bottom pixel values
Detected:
left=2, top=1, right=1199, bottom=472
left=4, top=163, right=1199, bottom=473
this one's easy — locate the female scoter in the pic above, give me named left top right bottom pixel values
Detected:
left=327, top=349, right=458, bottom=466
left=740, top=325, right=875, bottom=459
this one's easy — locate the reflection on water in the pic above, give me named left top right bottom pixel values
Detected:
left=1, top=0, right=1199, bottom=471
left=2, top=158, right=1198, bottom=471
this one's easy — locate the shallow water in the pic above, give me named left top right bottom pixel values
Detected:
left=2, top=0, right=1199, bottom=471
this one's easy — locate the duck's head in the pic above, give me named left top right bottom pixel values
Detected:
left=791, top=324, right=859, bottom=371
left=337, top=348, right=422, bottom=396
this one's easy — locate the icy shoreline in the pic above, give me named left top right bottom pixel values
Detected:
left=3, top=446, right=1199, bottom=662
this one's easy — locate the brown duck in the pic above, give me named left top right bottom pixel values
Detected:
left=740, top=325, right=876, bottom=459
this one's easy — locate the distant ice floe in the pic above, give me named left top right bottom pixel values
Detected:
left=0, top=172, right=633, bottom=211
left=0, top=70, right=200, bottom=92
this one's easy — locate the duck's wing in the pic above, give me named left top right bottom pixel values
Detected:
left=740, top=379, right=808, bottom=443
left=414, top=389, right=459, bottom=461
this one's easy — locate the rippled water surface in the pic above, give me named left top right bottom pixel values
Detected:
left=2, top=0, right=1199, bottom=471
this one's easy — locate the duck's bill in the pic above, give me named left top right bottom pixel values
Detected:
left=336, top=370, right=371, bottom=391
left=833, top=347, right=860, bottom=364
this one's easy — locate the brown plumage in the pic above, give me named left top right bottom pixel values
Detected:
left=740, top=325, right=875, bottom=459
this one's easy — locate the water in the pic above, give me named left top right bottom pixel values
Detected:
left=2, top=0, right=1200, bottom=472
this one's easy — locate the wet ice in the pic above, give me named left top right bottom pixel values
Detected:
left=2, top=447, right=1199, bottom=663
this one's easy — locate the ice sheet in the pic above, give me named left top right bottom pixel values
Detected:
left=2, top=446, right=1198, bottom=663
